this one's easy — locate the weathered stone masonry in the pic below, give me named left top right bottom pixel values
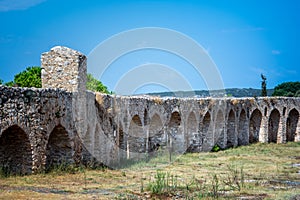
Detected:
left=0, top=46, right=299, bottom=174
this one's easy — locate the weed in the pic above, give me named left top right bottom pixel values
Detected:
left=212, top=144, right=221, bottom=152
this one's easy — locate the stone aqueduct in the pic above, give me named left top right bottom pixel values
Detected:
left=0, top=46, right=299, bottom=174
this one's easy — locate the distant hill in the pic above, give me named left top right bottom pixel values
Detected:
left=146, top=88, right=274, bottom=98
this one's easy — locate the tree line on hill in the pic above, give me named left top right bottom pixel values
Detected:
left=0, top=67, right=299, bottom=97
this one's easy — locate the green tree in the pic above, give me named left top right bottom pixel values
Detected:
left=4, top=81, right=16, bottom=87
left=86, top=73, right=110, bottom=93
left=272, top=81, right=300, bottom=97
left=4, top=66, right=110, bottom=93
left=0, top=79, right=3, bottom=85
left=261, top=74, right=267, bottom=97
left=295, top=90, right=300, bottom=97
left=11, top=66, right=42, bottom=88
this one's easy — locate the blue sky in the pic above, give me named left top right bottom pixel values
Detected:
left=0, top=0, right=299, bottom=94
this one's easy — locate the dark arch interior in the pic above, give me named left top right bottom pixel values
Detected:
left=169, top=111, right=181, bottom=127
left=186, top=112, right=198, bottom=152
left=268, top=109, right=280, bottom=143
left=238, top=109, right=248, bottom=146
left=200, top=112, right=211, bottom=151
left=249, top=109, right=262, bottom=143
left=118, top=123, right=128, bottom=161
left=46, top=125, right=73, bottom=170
left=227, top=110, right=236, bottom=148
left=149, top=114, right=164, bottom=153
left=168, top=111, right=182, bottom=153
left=0, top=125, right=32, bottom=175
left=286, top=109, right=299, bottom=142
left=215, top=110, right=225, bottom=149
left=118, top=124, right=126, bottom=151
left=128, top=115, right=145, bottom=156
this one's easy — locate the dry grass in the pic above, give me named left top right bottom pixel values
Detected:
left=1, top=142, right=299, bottom=199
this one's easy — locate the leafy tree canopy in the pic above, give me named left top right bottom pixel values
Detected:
left=14, top=66, right=42, bottom=88
left=2, top=66, right=110, bottom=94
left=86, top=73, right=110, bottom=94
left=272, top=81, right=300, bottom=97
left=0, top=79, right=3, bottom=85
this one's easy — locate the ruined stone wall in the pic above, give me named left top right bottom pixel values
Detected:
left=1, top=46, right=300, bottom=173
left=41, top=46, right=87, bottom=93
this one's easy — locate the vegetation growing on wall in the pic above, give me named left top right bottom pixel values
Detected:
left=86, top=73, right=110, bottom=94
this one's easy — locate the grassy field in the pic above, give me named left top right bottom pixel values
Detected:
left=0, top=142, right=300, bottom=199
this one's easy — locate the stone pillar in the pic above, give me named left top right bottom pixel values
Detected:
left=41, top=46, right=87, bottom=141
left=41, top=46, right=87, bottom=92
left=295, top=116, right=300, bottom=142
left=278, top=116, right=286, bottom=143
left=259, top=116, right=268, bottom=143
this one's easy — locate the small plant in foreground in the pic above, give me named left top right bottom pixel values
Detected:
left=211, top=144, right=221, bottom=152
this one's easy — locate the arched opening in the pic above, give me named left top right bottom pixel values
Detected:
left=227, top=110, right=236, bottom=148
left=286, top=109, right=299, bottom=142
left=0, top=125, right=32, bottom=175
left=118, top=123, right=127, bottom=159
left=238, top=109, right=248, bottom=146
left=201, top=111, right=212, bottom=151
left=148, top=114, right=164, bottom=154
left=144, top=109, right=149, bottom=126
left=168, top=111, right=182, bottom=153
left=46, top=125, right=73, bottom=170
left=249, top=109, right=262, bottom=143
left=186, top=112, right=198, bottom=152
left=215, top=110, right=225, bottom=149
left=128, top=115, right=145, bottom=158
left=268, top=109, right=280, bottom=143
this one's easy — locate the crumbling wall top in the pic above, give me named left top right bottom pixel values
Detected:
left=41, top=46, right=87, bottom=92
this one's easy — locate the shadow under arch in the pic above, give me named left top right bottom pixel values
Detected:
left=46, top=124, right=73, bottom=171
left=148, top=113, right=164, bottom=154
left=201, top=111, right=212, bottom=151
left=227, top=109, right=236, bottom=148
left=186, top=111, right=198, bottom=152
left=286, top=108, right=299, bottom=142
left=238, top=109, right=248, bottom=146
left=249, top=109, right=262, bottom=143
left=268, top=109, right=280, bottom=143
left=127, top=114, right=145, bottom=159
left=168, top=111, right=183, bottom=154
left=0, top=125, right=32, bottom=175
left=215, top=110, right=225, bottom=149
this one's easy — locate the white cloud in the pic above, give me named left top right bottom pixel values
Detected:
left=0, top=0, right=46, bottom=12
left=271, top=50, right=281, bottom=55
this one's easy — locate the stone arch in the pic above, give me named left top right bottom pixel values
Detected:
left=127, top=115, right=145, bottom=158
left=169, top=111, right=181, bottom=128
left=118, top=123, right=127, bottom=159
left=144, top=109, right=149, bottom=126
left=286, top=108, right=299, bottom=142
left=215, top=110, right=225, bottom=149
left=227, top=109, right=236, bottom=148
left=148, top=113, right=164, bottom=153
left=268, top=109, right=280, bottom=143
left=186, top=112, right=198, bottom=152
left=238, top=109, right=248, bottom=146
left=200, top=111, right=212, bottom=151
left=46, top=125, right=73, bottom=170
left=249, top=109, right=262, bottom=143
left=168, top=111, right=183, bottom=153
left=0, top=125, right=33, bottom=175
